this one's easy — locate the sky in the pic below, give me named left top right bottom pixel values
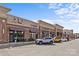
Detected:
left=0, top=3, right=79, bottom=33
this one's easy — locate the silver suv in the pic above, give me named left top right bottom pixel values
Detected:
left=35, top=37, right=54, bottom=45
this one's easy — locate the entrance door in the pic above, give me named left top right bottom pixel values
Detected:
left=9, top=30, right=15, bottom=42
left=17, top=31, right=24, bottom=42
left=30, top=33, right=36, bottom=40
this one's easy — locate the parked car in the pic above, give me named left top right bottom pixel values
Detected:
left=35, top=37, right=54, bottom=45
left=54, top=37, right=61, bottom=43
left=61, top=38, right=67, bottom=42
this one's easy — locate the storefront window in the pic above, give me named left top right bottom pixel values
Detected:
left=57, top=32, right=60, bottom=36
left=60, top=33, right=62, bottom=37
left=29, top=33, right=36, bottom=41
left=29, top=27, right=38, bottom=41
left=42, top=31, right=49, bottom=38
left=50, top=32, right=55, bottom=38
left=9, top=30, right=24, bottom=42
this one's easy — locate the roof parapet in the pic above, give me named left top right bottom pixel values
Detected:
left=0, top=6, right=11, bottom=14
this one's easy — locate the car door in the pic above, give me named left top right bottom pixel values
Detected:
left=42, top=38, right=47, bottom=43
left=43, top=38, right=50, bottom=43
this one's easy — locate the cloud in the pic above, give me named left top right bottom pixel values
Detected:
left=39, top=19, right=79, bottom=33
left=55, top=8, right=70, bottom=14
left=70, top=19, right=79, bottom=24
left=35, top=3, right=79, bottom=33
left=48, top=3, right=79, bottom=19
left=48, top=3, right=62, bottom=9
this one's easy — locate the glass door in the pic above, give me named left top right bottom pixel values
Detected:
left=9, top=30, right=24, bottom=42
left=9, top=30, right=15, bottom=42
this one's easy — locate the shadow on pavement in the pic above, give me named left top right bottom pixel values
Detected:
left=36, top=43, right=56, bottom=46
left=0, top=41, right=35, bottom=49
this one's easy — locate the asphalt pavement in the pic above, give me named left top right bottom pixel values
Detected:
left=0, top=39, right=79, bottom=56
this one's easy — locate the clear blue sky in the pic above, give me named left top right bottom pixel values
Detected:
left=1, top=3, right=56, bottom=20
left=0, top=3, right=79, bottom=33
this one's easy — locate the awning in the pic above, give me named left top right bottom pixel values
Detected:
left=9, top=26, right=29, bottom=31
left=30, top=28, right=39, bottom=33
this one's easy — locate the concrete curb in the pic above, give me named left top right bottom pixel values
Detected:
left=0, top=41, right=35, bottom=49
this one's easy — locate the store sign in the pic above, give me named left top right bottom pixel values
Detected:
left=10, top=27, right=24, bottom=31
left=30, top=28, right=38, bottom=33
left=31, top=25, right=37, bottom=28
left=18, top=18, right=23, bottom=24
left=14, top=16, right=23, bottom=24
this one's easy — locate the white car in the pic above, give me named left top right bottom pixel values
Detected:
left=35, top=37, right=54, bottom=45
left=61, top=38, right=67, bottom=42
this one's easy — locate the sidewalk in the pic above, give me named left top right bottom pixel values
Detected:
left=0, top=41, right=35, bottom=49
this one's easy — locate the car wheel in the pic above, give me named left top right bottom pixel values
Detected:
left=39, top=41, right=42, bottom=45
left=50, top=41, right=53, bottom=44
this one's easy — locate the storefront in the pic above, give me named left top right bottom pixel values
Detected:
left=29, top=27, right=39, bottom=41
left=55, top=24, right=64, bottom=38
left=0, top=6, right=65, bottom=43
left=9, top=26, right=39, bottom=42
left=38, top=20, right=55, bottom=39
left=9, top=26, right=25, bottom=42
left=41, top=30, right=49, bottom=38
left=6, top=13, right=39, bottom=42
left=63, top=29, right=74, bottom=40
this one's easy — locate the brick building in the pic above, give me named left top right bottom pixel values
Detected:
left=37, top=20, right=55, bottom=39
left=0, top=6, right=39, bottom=43
left=54, top=24, right=64, bottom=38
left=0, top=6, right=65, bottom=43
left=63, top=29, right=74, bottom=40
left=74, top=33, right=79, bottom=39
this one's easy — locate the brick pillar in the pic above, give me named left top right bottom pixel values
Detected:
left=0, top=18, right=8, bottom=43
left=24, top=29, right=30, bottom=41
left=0, top=18, right=3, bottom=43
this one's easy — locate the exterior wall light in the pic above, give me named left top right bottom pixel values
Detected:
left=2, top=19, right=5, bottom=23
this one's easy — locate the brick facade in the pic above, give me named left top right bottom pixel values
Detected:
left=0, top=6, right=66, bottom=43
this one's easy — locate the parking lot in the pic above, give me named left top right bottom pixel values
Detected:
left=0, top=39, right=79, bottom=56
